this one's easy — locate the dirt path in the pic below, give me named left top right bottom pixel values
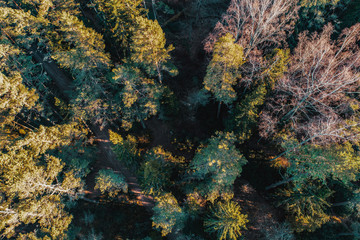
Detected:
left=233, top=179, right=283, bottom=239
left=32, top=50, right=154, bottom=209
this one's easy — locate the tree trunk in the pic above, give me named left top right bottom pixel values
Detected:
left=140, top=118, right=146, bottom=129
left=151, top=0, right=157, bottom=20
left=157, top=64, right=162, bottom=83
left=265, top=176, right=295, bottom=190
left=217, top=101, right=222, bottom=119
left=332, top=201, right=351, bottom=207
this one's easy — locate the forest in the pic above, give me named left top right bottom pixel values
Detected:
left=1, top=0, right=360, bottom=239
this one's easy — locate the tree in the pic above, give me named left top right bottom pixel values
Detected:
left=204, top=0, right=298, bottom=56
left=204, top=201, right=248, bottom=240
left=130, top=16, right=177, bottom=83
left=276, top=183, right=332, bottom=232
left=203, top=34, right=245, bottom=116
left=226, top=83, right=266, bottom=142
left=95, top=169, right=128, bottom=197
left=188, top=132, right=247, bottom=202
left=140, top=147, right=175, bottom=195
left=260, top=24, right=360, bottom=143
left=50, top=11, right=111, bottom=123
left=152, top=193, right=186, bottom=236
left=111, top=65, right=163, bottom=130
left=296, top=0, right=343, bottom=32
left=93, top=0, right=145, bottom=54
left=0, top=124, right=83, bottom=238
left=266, top=140, right=360, bottom=190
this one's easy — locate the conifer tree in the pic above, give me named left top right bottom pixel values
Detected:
left=276, top=183, right=332, bottom=232
left=152, top=193, right=186, bottom=236
left=130, top=16, right=177, bottom=83
left=204, top=201, right=248, bottom=240
left=188, top=132, right=247, bottom=202
left=203, top=34, right=245, bottom=116
left=95, top=169, right=128, bottom=197
left=93, top=0, right=145, bottom=53
left=112, top=65, right=162, bottom=130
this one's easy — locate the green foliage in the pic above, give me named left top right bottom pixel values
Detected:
left=95, top=169, right=128, bottom=197
left=130, top=16, right=177, bottom=82
left=189, top=132, right=247, bottom=202
left=112, top=65, right=163, bottom=130
left=141, top=147, right=174, bottom=195
left=261, top=222, right=295, bottom=240
left=263, top=49, right=290, bottom=89
left=276, top=183, right=332, bottom=232
left=204, top=34, right=245, bottom=105
left=93, top=0, right=145, bottom=53
left=109, top=130, right=140, bottom=169
left=204, top=201, right=248, bottom=240
left=282, top=140, right=360, bottom=187
left=298, top=0, right=342, bottom=31
left=226, top=83, right=267, bottom=143
left=152, top=193, right=186, bottom=236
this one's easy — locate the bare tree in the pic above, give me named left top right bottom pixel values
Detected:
left=204, top=0, right=298, bottom=56
left=260, top=24, right=360, bottom=144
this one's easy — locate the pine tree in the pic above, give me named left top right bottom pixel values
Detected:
left=112, top=65, right=163, bottom=130
left=152, top=193, right=186, bottom=236
left=130, top=16, right=177, bottom=83
left=95, top=169, right=128, bottom=197
left=204, top=201, right=248, bottom=240
left=203, top=34, right=245, bottom=116
left=276, top=183, right=332, bottom=232
left=93, top=0, right=145, bottom=54
left=140, top=147, right=175, bottom=195
left=188, top=132, right=247, bottom=202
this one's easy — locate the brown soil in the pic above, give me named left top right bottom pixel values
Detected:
left=234, top=179, right=283, bottom=239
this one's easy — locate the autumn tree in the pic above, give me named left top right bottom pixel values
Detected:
left=204, top=0, right=298, bottom=55
left=260, top=24, right=360, bottom=143
left=204, top=201, right=248, bottom=240
left=187, top=132, right=247, bottom=202
left=0, top=124, right=84, bottom=238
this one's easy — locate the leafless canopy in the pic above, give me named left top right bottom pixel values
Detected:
left=204, top=0, right=298, bottom=56
left=260, top=24, right=360, bottom=144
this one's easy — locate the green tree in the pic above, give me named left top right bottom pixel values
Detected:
left=188, top=132, right=247, bottom=202
left=152, top=193, right=186, bottom=236
left=203, top=34, right=245, bottom=117
left=93, top=0, right=145, bottom=54
left=95, top=169, right=128, bottom=197
left=267, top=140, right=360, bottom=190
left=204, top=201, right=248, bottom=240
left=141, top=147, right=175, bottom=195
left=276, top=183, right=333, bottom=232
left=226, top=83, right=266, bottom=143
left=130, top=16, right=177, bottom=83
left=111, top=65, right=163, bottom=130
